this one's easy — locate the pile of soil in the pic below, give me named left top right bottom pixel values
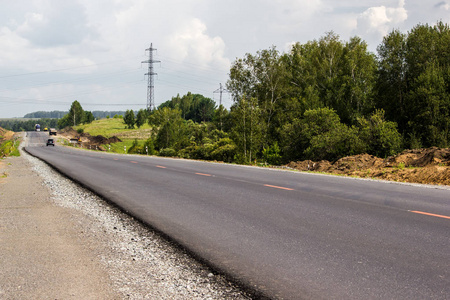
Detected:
left=287, top=148, right=450, bottom=186
left=0, top=127, right=15, bottom=141
left=59, top=127, right=122, bottom=149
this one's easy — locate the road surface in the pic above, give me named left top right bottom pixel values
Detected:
left=25, top=131, right=450, bottom=299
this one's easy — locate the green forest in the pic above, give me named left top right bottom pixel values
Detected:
left=138, top=22, right=449, bottom=164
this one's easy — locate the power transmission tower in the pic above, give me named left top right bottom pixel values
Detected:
left=213, top=83, right=229, bottom=131
left=142, top=43, right=160, bottom=111
left=213, top=83, right=229, bottom=108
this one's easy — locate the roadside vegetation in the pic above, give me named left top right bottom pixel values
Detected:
left=0, top=128, right=20, bottom=158
left=64, top=21, right=448, bottom=165
left=5, top=21, right=450, bottom=175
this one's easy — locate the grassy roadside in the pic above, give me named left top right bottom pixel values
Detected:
left=68, top=119, right=450, bottom=186
left=72, top=118, right=153, bottom=154
left=0, top=128, right=20, bottom=158
left=74, top=118, right=152, bottom=139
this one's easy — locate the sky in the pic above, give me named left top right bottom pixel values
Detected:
left=0, top=0, right=449, bottom=118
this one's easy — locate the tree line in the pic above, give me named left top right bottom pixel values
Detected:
left=132, top=21, right=448, bottom=164
left=1, top=109, right=127, bottom=131
left=23, top=110, right=126, bottom=120
left=0, top=118, right=59, bottom=132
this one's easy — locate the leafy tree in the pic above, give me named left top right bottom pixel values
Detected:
left=143, top=137, right=156, bottom=155
left=230, top=96, right=264, bottom=163
left=228, top=46, right=288, bottom=144
left=408, top=61, right=449, bottom=147
left=305, top=123, right=364, bottom=161
left=358, top=109, right=402, bottom=157
left=280, top=107, right=363, bottom=161
left=69, top=100, right=84, bottom=126
left=149, top=107, right=186, bottom=150
left=136, top=109, right=148, bottom=128
left=340, top=36, right=377, bottom=122
left=84, top=111, right=95, bottom=124
left=159, top=93, right=216, bottom=123
left=279, top=117, right=304, bottom=161
left=375, top=29, right=408, bottom=131
left=58, top=100, right=84, bottom=128
left=404, top=22, right=450, bottom=147
left=123, top=109, right=135, bottom=129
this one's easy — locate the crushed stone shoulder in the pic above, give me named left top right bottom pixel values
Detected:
left=0, top=136, right=250, bottom=299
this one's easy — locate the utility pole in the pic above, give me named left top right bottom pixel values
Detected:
left=213, top=83, right=229, bottom=131
left=142, top=43, right=160, bottom=111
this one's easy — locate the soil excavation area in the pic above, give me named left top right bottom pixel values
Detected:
left=288, top=147, right=450, bottom=186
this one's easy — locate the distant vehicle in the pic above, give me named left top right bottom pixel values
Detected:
left=49, top=128, right=57, bottom=136
left=35, top=124, right=41, bottom=131
left=46, top=138, right=55, bottom=146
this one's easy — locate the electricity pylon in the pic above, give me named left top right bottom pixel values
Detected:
left=214, top=83, right=229, bottom=131
left=142, top=43, right=160, bottom=111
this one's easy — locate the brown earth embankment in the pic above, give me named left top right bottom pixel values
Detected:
left=287, top=147, right=450, bottom=186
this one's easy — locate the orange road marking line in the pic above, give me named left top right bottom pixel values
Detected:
left=196, top=173, right=212, bottom=177
left=410, top=210, right=450, bottom=220
left=156, top=165, right=166, bottom=169
left=130, top=161, right=138, bottom=164
left=264, top=184, right=294, bottom=191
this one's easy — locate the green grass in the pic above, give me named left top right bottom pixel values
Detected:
left=396, top=162, right=406, bottom=170
left=75, top=118, right=152, bottom=138
left=103, top=141, right=136, bottom=154
left=73, top=118, right=154, bottom=155
left=0, top=138, right=20, bottom=157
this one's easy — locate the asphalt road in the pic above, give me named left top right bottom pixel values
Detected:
left=25, top=131, right=450, bottom=300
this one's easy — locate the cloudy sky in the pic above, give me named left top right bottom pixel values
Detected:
left=0, top=0, right=448, bottom=118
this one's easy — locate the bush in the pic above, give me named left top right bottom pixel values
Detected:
left=358, top=109, right=402, bottom=157
left=159, top=148, right=177, bottom=157
left=127, top=139, right=143, bottom=154
left=210, top=142, right=237, bottom=162
left=262, top=142, right=282, bottom=165
left=144, top=138, right=156, bottom=155
left=305, top=123, right=365, bottom=161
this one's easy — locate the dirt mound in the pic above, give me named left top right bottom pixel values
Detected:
left=288, top=154, right=385, bottom=174
left=332, top=154, right=386, bottom=173
left=88, top=134, right=121, bottom=145
left=59, top=127, right=121, bottom=149
left=287, top=148, right=450, bottom=186
left=386, top=147, right=450, bottom=167
left=0, top=127, right=15, bottom=141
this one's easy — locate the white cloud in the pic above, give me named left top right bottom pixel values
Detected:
left=1, top=0, right=450, bottom=117
left=435, top=1, right=450, bottom=10
left=166, top=18, right=229, bottom=69
left=16, top=0, right=95, bottom=47
left=355, top=0, right=408, bottom=46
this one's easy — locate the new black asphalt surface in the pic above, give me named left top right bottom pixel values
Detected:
left=25, top=131, right=450, bottom=299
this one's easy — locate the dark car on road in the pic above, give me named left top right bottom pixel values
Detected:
left=46, top=138, right=55, bottom=146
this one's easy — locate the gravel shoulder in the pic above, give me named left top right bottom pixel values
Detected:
left=0, top=134, right=249, bottom=299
